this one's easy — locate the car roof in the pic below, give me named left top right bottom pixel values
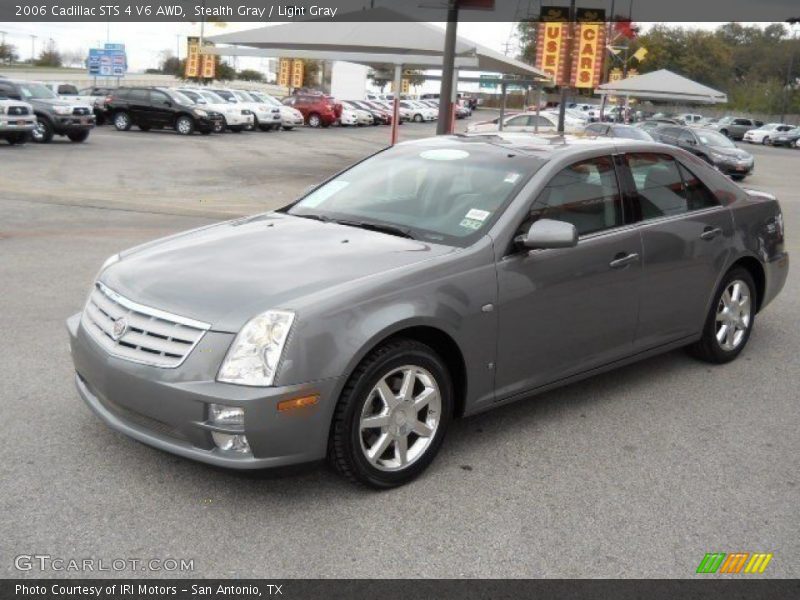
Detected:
left=399, top=133, right=663, bottom=161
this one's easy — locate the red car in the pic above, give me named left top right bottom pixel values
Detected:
left=282, top=93, right=342, bottom=128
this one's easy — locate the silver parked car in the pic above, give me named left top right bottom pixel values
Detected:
left=67, top=135, right=788, bottom=488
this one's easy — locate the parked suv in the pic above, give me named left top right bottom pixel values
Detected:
left=105, top=87, right=223, bottom=135
left=713, top=116, right=763, bottom=140
left=282, top=94, right=341, bottom=128
left=0, top=97, right=36, bottom=144
left=0, top=79, right=94, bottom=143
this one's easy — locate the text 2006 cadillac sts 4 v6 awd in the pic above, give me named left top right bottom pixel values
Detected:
left=67, top=135, right=788, bottom=488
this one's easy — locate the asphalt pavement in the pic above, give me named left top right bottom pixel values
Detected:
left=0, top=122, right=798, bottom=578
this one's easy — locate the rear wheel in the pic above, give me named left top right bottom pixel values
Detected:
left=113, top=111, right=132, bottom=131
left=67, top=130, right=90, bottom=143
left=31, top=119, right=54, bottom=143
left=688, top=267, right=756, bottom=364
left=175, top=115, right=195, bottom=136
left=328, top=339, right=453, bottom=488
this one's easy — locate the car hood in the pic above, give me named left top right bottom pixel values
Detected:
left=32, top=97, right=90, bottom=109
left=707, top=144, right=752, bottom=159
left=101, top=213, right=455, bottom=332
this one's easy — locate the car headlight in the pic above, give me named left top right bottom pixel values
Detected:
left=53, top=106, right=72, bottom=115
left=0, top=106, right=6, bottom=115
left=194, top=109, right=208, bottom=117
left=218, top=310, right=295, bottom=386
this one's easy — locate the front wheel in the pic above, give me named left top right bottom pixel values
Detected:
left=413, top=113, right=423, bottom=123
left=67, top=130, right=90, bottom=143
left=307, top=113, right=322, bottom=128
left=175, top=115, right=195, bottom=136
left=31, top=119, right=54, bottom=143
left=688, top=267, right=756, bottom=364
left=328, top=339, right=453, bottom=488
left=6, top=132, right=29, bottom=145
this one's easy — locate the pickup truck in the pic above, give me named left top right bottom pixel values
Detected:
left=0, top=97, right=37, bottom=145
left=44, top=82, right=112, bottom=124
left=0, top=79, right=95, bottom=143
left=713, top=116, right=764, bottom=140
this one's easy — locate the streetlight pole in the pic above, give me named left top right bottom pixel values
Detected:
left=557, top=0, right=576, bottom=133
left=437, top=0, right=459, bottom=135
left=30, top=34, right=37, bottom=63
left=782, top=18, right=799, bottom=123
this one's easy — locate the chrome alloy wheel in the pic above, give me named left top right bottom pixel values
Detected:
left=716, top=279, right=752, bottom=351
left=31, top=121, right=46, bottom=141
left=359, top=365, right=441, bottom=472
left=177, top=117, right=193, bottom=135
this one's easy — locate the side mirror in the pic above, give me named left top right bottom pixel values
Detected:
left=520, top=219, right=578, bottom=250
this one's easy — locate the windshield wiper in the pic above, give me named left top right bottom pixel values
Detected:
left=292, top=213, right=331, bottom=223
left=333, top=219, right=415, bottom=240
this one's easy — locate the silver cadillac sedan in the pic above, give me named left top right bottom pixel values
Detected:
left=67, top=134, right=788, bottom=488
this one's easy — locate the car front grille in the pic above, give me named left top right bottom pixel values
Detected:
left=8, top=106, right=30, bottom=116
left=82, top=282, right=210, bottom=368
left=72, top=107, right=91, bottom=116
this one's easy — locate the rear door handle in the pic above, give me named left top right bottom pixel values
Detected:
left=609, top=252, right=640, bottom=269
left=700, top=227, right=723, bottom=240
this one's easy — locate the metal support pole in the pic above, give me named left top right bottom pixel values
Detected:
left=557, top=0, right=577, bottom=133
left=391, top=64, right=402, bottom=145
left=449, top=67, right=459, bottom=134
left=437, top=0, right=459, bottom=135
left=535, top=85, right=542, bottom=133
left=499, top=82, right=507, bottom=131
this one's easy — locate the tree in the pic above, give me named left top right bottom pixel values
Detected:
left=516, top=20, right=538, bottom=65
left=35, top=39, right=62, bottom=67
left=368, top=69, right=392, bottom=92
left=161, top=56, right=183, bottom=76
left=215, top=58, right=236, bottom=81
left=237, top=69, right=264, bottom=82
left=0, top=42, right=19, bottom=63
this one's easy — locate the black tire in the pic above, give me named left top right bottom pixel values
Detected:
left=731, top=174, right=746, bottom=181
left=175, top=115, right=195, bottom=136
left=67, top=130, right=90, bottom=143
left=282, top=126, right=294, bottom=131
left=200, top=130, right=212, bottom=135
left=688, top=267, right=756, bottom=364
left=258, top=123, right=272, bottom=132
left=213, top=120, right=225, bottom=133
left=31, top=118, right=54, bottom=143
left=113, top=111, right=132, bottom=131
left=328, top=339, right=453, bottom=489
left=228, top=125, right=244, bottom=133
left=6, top=132, right=29, bottom=145
left=138, top=124, right=151, bottom=131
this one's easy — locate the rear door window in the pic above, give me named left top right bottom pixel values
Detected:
left=677, top=163, right=720, bottom=211
left=626, top=153, right=688, bottom=219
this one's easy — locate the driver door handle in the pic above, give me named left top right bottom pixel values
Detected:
left=700, top=227, right=723, bottom=240
left=609, top=252, right=639, bottom=269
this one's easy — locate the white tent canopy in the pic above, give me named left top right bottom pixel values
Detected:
left=596, top=69, right=727, bottom=104
left=206, top=7, right=548, bottom=79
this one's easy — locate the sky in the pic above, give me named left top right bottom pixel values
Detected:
left=0, top=21, right=740, bottom=72
left=0, top=20, right=776, bottom=94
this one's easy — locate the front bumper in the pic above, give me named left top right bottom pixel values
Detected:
left=715, top=159, right=754, bottom=176
left=0, top=118, right=36, bottom=132
left=53, top=115, right=95, bottom=133
left=225, top=112, right=254, bottom=127
left=68, top=313, right=342, bottom=469
left=282, top=117, right=305, bottom=127
left=196, top=116, right=224, bottom=132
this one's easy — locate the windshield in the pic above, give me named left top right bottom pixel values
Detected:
left=611, top=126, right=653, bottom=141
left=178, top=90, right=205, bottom=104
left=286, top=144, right=542, bottom=246
left=234, top=90, right=255, bottom=102
left=18, top=83, right=57, bottom=100
left=214, top=90, right=235, bottom=102
left=696, top=130, right=736, bottom=147
left=199, top=90, right=225, bottom=104
left=167, top=90, right=195, bottom=105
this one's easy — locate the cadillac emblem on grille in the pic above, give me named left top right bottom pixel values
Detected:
left=111, top=317, right=128, bottom=341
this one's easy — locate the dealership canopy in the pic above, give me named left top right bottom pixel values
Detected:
left=596, top=69, right=728, bottom=104
left=205, top=7, right=549, bottom=80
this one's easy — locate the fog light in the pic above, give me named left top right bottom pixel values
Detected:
left=209, top=404, right=244, bottom=427
left=211, top=432, right=251, bottom=453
